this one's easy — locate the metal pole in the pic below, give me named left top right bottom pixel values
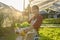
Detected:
left=28, top=0, right=31, bottom=20
left=23, top=0, right=25, bottom=10
left=23, top=0, right=25, bottom=22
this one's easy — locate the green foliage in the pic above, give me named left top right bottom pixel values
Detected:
left=39, top=27, right=60, bottom=40
left=0, top=27, right=17, bottom=40
left=0, top=7, right=22, bottom=40
left=15, top=23, right=21, bottom=27
left=43, top=18, right=60, bottom=24
left=14, top=22, right=30, bottom=28
left=20, top=22, right=30, bottom=28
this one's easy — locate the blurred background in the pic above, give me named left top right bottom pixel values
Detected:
left=0, top=0, right=60, bottom=40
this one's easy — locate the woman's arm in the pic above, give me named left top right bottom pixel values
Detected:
left=28, top=16, right=35, bottom=23
left=32, top=15, right=43, bottom=31
left=28, top=18, right=32, bottom=23
left=19, top=26, right=33, bottom=36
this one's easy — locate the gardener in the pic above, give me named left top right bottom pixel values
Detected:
left=16, top=5, right=43, bottom=40
left=29, top=5, right=43, bottom=31
left=25, top=5, right=43, bottom=40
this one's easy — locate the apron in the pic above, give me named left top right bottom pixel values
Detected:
left=16, top=16, right=39, bottom=40
left=24, top=18, right=39, bottom=40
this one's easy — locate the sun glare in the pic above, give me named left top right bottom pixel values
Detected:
left=0, top=0, right=29, bottom=11
left=19, top=0, right=29, bottom=11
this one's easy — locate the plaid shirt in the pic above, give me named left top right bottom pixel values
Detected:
left=28, top=15, right=43, bottom=31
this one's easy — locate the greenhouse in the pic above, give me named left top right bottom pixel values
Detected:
left=0, top=0, right=60, bottom=40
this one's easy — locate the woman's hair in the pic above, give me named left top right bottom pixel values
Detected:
left=32, top=5, right=39, bottom=10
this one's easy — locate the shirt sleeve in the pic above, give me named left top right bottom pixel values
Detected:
left=28, top=16, right=35, bottom=23
left=32, top=15, right=43, bottom=30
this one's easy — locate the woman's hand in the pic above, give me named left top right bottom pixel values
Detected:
left=19, top=30, right=26, bottom=36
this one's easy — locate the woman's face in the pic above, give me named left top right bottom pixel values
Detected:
left=31, top=7, right=39, bottom=15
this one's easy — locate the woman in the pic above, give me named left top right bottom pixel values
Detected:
left=28, top=5, right=43, bottom=40
left=16, top=5, right=43, bottom=40
left=28, top=5, right=43, bottom=31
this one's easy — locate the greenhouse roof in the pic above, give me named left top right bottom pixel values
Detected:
left=30, top=0, right=60, bottom=12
